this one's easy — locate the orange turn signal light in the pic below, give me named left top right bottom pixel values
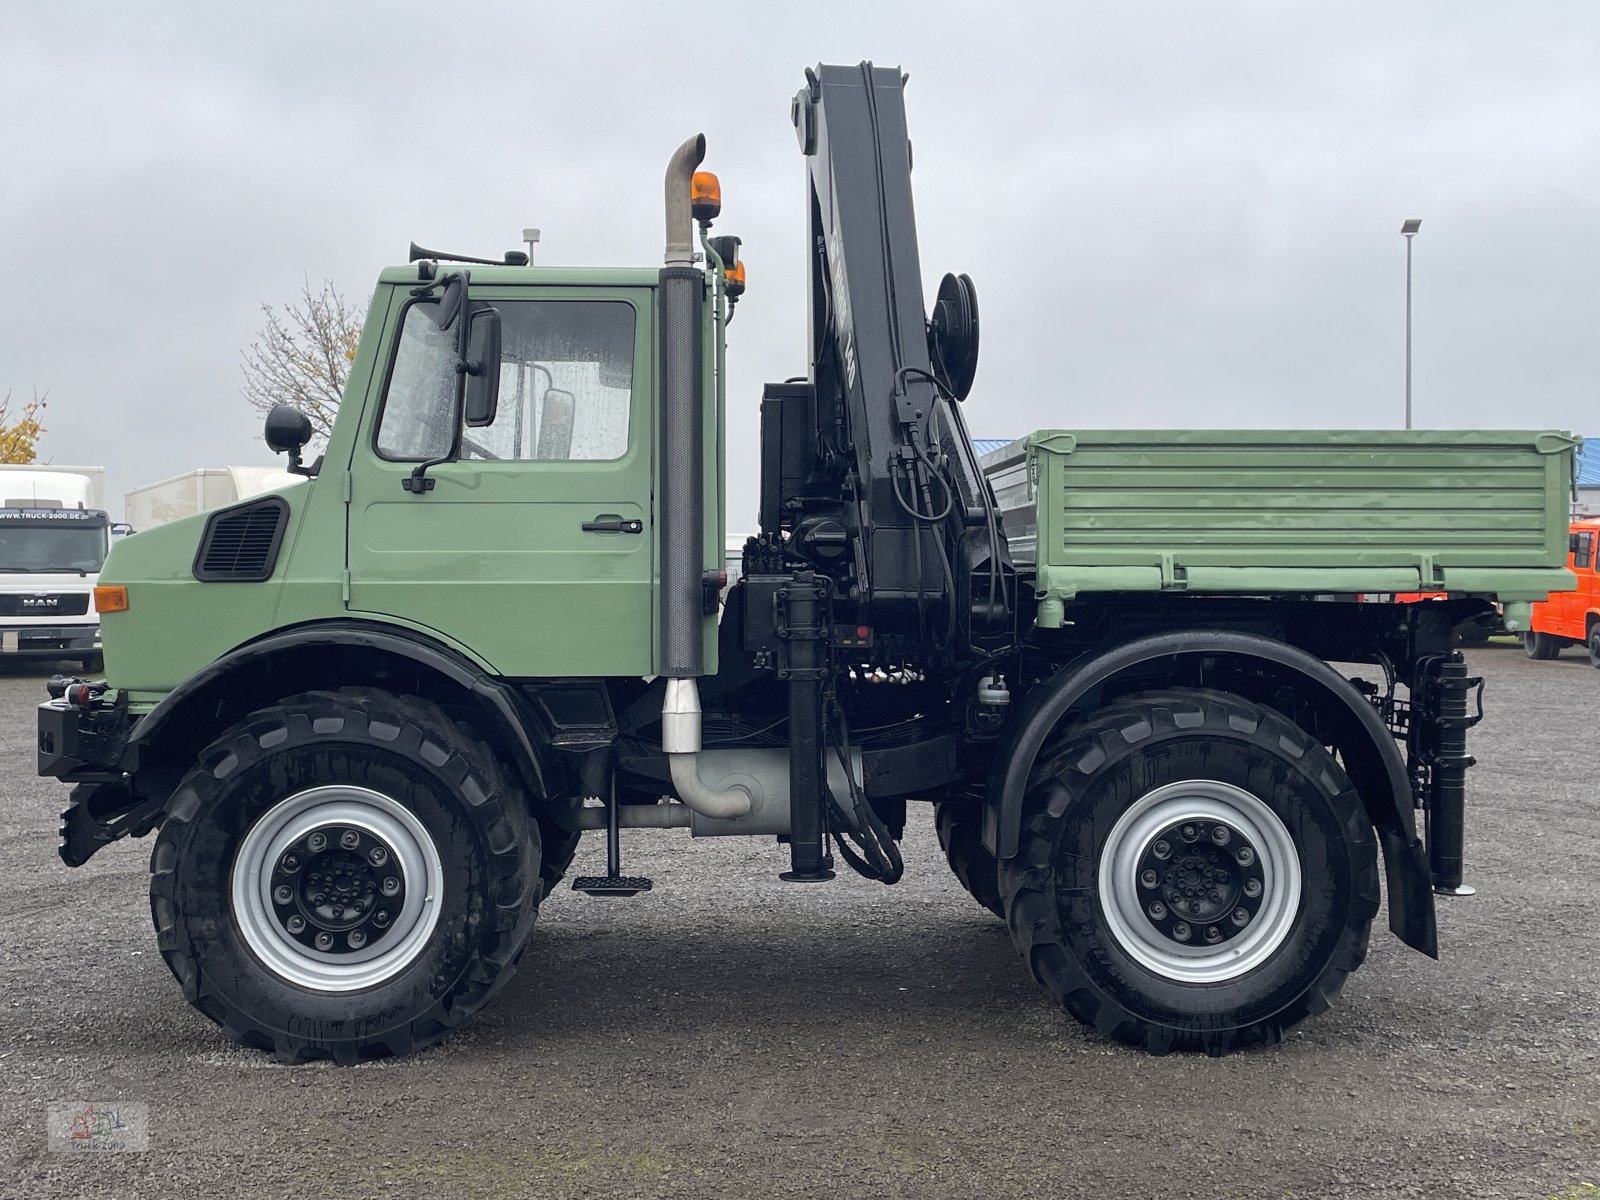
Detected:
left=93, top=586, right=128, bottom=614
left=691, top=171, right=721, bottom=222
left=724, top=259, right=747, bottom=298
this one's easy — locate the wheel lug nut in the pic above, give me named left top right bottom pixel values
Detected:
left=1153, top=840, right=1172, bottom=860
left=286, top=915, right=306, bottom=934
left=339, top=829, right=360, bottom=850
left=308, top=832, right=327, bottom=852
left=348, top=930, right=367, bottom=948
left=1140, top=869, right=1158, bottom=888
left=1181, top=825, right=1198, bottom=842
left=281, top=855, right=299, bottom=872
left=1172, top=921, right=1191, bottom=941
left=1235, top=847, right=1255, bottom=866
left=1205, top=926, right=1222, bottom=943
left=1149, top=901, right=1167, bottom=920
left=381, top=876, right=400, bottom=896
left=369, top=846, right=388, bottom=866
left=273, top=885, right=293, bottom=904
left=314, top=932, right=333, bottom=951
left=1244, top=878, right=1263, bottom=898
left=375, top=911, right=391, bottom=926
left=1212, top=826, right=1230, bottom=845
left=1233, top=908, right=1251, bottom=926
left=313, top=893, right=327, bottom=905
left=331, top=905, right=344, bottom=918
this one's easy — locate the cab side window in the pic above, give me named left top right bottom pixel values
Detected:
left=1576, top=532, right=1594, bottom=571
left=375, top=302, right=460, bottom=461
left=461, top=301, right=635, bottom=463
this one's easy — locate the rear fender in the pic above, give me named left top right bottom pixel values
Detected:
left=986, top=629, right=1437, bottom=956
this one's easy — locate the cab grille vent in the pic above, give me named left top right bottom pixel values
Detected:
left=193, top=497, right=289, bottom=582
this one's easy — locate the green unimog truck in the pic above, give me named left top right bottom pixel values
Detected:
left=38, top=62, right=1575, bottom=1063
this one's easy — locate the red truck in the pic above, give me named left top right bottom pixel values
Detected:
left=1525, top=518, right=1600, bottom=664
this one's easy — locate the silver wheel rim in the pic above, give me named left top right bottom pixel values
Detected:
left=230, top=786, right=443, bottom=992
left=1097, top=780, right=1302, bottom=983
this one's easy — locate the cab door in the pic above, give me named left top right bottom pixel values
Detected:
left=1563, top=528, right=1596, bottom=640
left=345, top=285, right=657, bottom=677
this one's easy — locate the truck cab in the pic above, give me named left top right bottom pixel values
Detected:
left=0, top=465, right=111, bottom=672
left=1524, top=517, right=1600, bottom=663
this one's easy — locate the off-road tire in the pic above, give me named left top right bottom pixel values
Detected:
left=149, top=688, right=540, bottom=1064
left=1524, top=630, right=1561, bottom=660
left=934, top=800, right=1004, bottom=919
left=536, top=820, right=583, bottom=895
left=999, top=688, right=1379, bottom=1056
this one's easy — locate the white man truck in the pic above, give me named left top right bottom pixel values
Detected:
left=0, top=465, right=111, bottom=673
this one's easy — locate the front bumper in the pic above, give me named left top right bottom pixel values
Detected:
left=38, top=697, right=160, bottom=867
left=2, top=623, right=100, bottom=660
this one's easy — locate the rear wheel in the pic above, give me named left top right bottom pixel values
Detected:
left=1589, top=626, right=1600, bottom=669
left=1524, top=630, right=1562, bottom=660
left=999, top=688, right=1378, bottom=1055
left=78, top=652, right=104, bottom=674
left=934, top=800, right=1004, bottom=919
left=149, top=689, right=540, bottom=1063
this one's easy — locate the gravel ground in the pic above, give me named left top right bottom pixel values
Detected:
left=1, top=643, right=1597, bottom=1200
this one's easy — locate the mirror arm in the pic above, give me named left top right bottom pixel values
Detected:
left=289, top=452, right=322, bottom=479
left=403, top=454, right=448, bottom=494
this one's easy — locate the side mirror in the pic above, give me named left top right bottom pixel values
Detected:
left=462, top=308, right=503, bottom=428
left=264, top=404, right=313, bottom=456
left=110, top=522, right=134, bottom=538
left=432, top=273, right=467, bottom=332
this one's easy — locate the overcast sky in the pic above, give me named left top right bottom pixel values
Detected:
left=3, top=2, right=1597, bottom=524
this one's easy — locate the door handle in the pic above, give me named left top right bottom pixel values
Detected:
left=582, top=516, right=644, bottom=534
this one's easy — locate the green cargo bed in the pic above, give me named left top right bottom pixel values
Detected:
left=980, top=430, right=1577, bottom=620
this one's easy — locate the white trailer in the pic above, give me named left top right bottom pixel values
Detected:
left=0, top=465, right=112, bottom=671
left=124, top=467, right=300, bottom=531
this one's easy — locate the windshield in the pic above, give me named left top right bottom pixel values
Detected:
left=0, top=524, right=108, bottom=573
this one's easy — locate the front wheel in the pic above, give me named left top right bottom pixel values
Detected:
left=1589, top=627, right=1600, bottom=669
left=1000, top=689, right=1378, bottom=1055
left=149, top=689, right=540, bottom=1063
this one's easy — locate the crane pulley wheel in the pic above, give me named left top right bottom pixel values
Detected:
left=929, top=271, right=980, bottom=401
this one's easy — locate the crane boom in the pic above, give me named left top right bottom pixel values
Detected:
left=760, top=62, right=1011, bottom=655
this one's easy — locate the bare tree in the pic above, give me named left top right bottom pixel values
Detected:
left=240, top=280, right=363, bottom=442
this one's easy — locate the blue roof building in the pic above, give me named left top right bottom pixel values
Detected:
left=1578, top=439, right=1600, bottom=490
left=971, top=438, right=1013, bottom=457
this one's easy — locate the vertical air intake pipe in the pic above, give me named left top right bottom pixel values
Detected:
left=658, top=133, right=752, bottom=820
left=660, top=132, right=707, bottom=680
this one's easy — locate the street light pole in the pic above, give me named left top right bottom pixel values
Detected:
left=1401, top=218, right=1421, bottom=429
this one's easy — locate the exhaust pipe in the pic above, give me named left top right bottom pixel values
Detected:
left=657, top=135, right=749, bottom=820
left=662, top=678, right=751, bottom=819
left=664, top=133, right=706, bottom=268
